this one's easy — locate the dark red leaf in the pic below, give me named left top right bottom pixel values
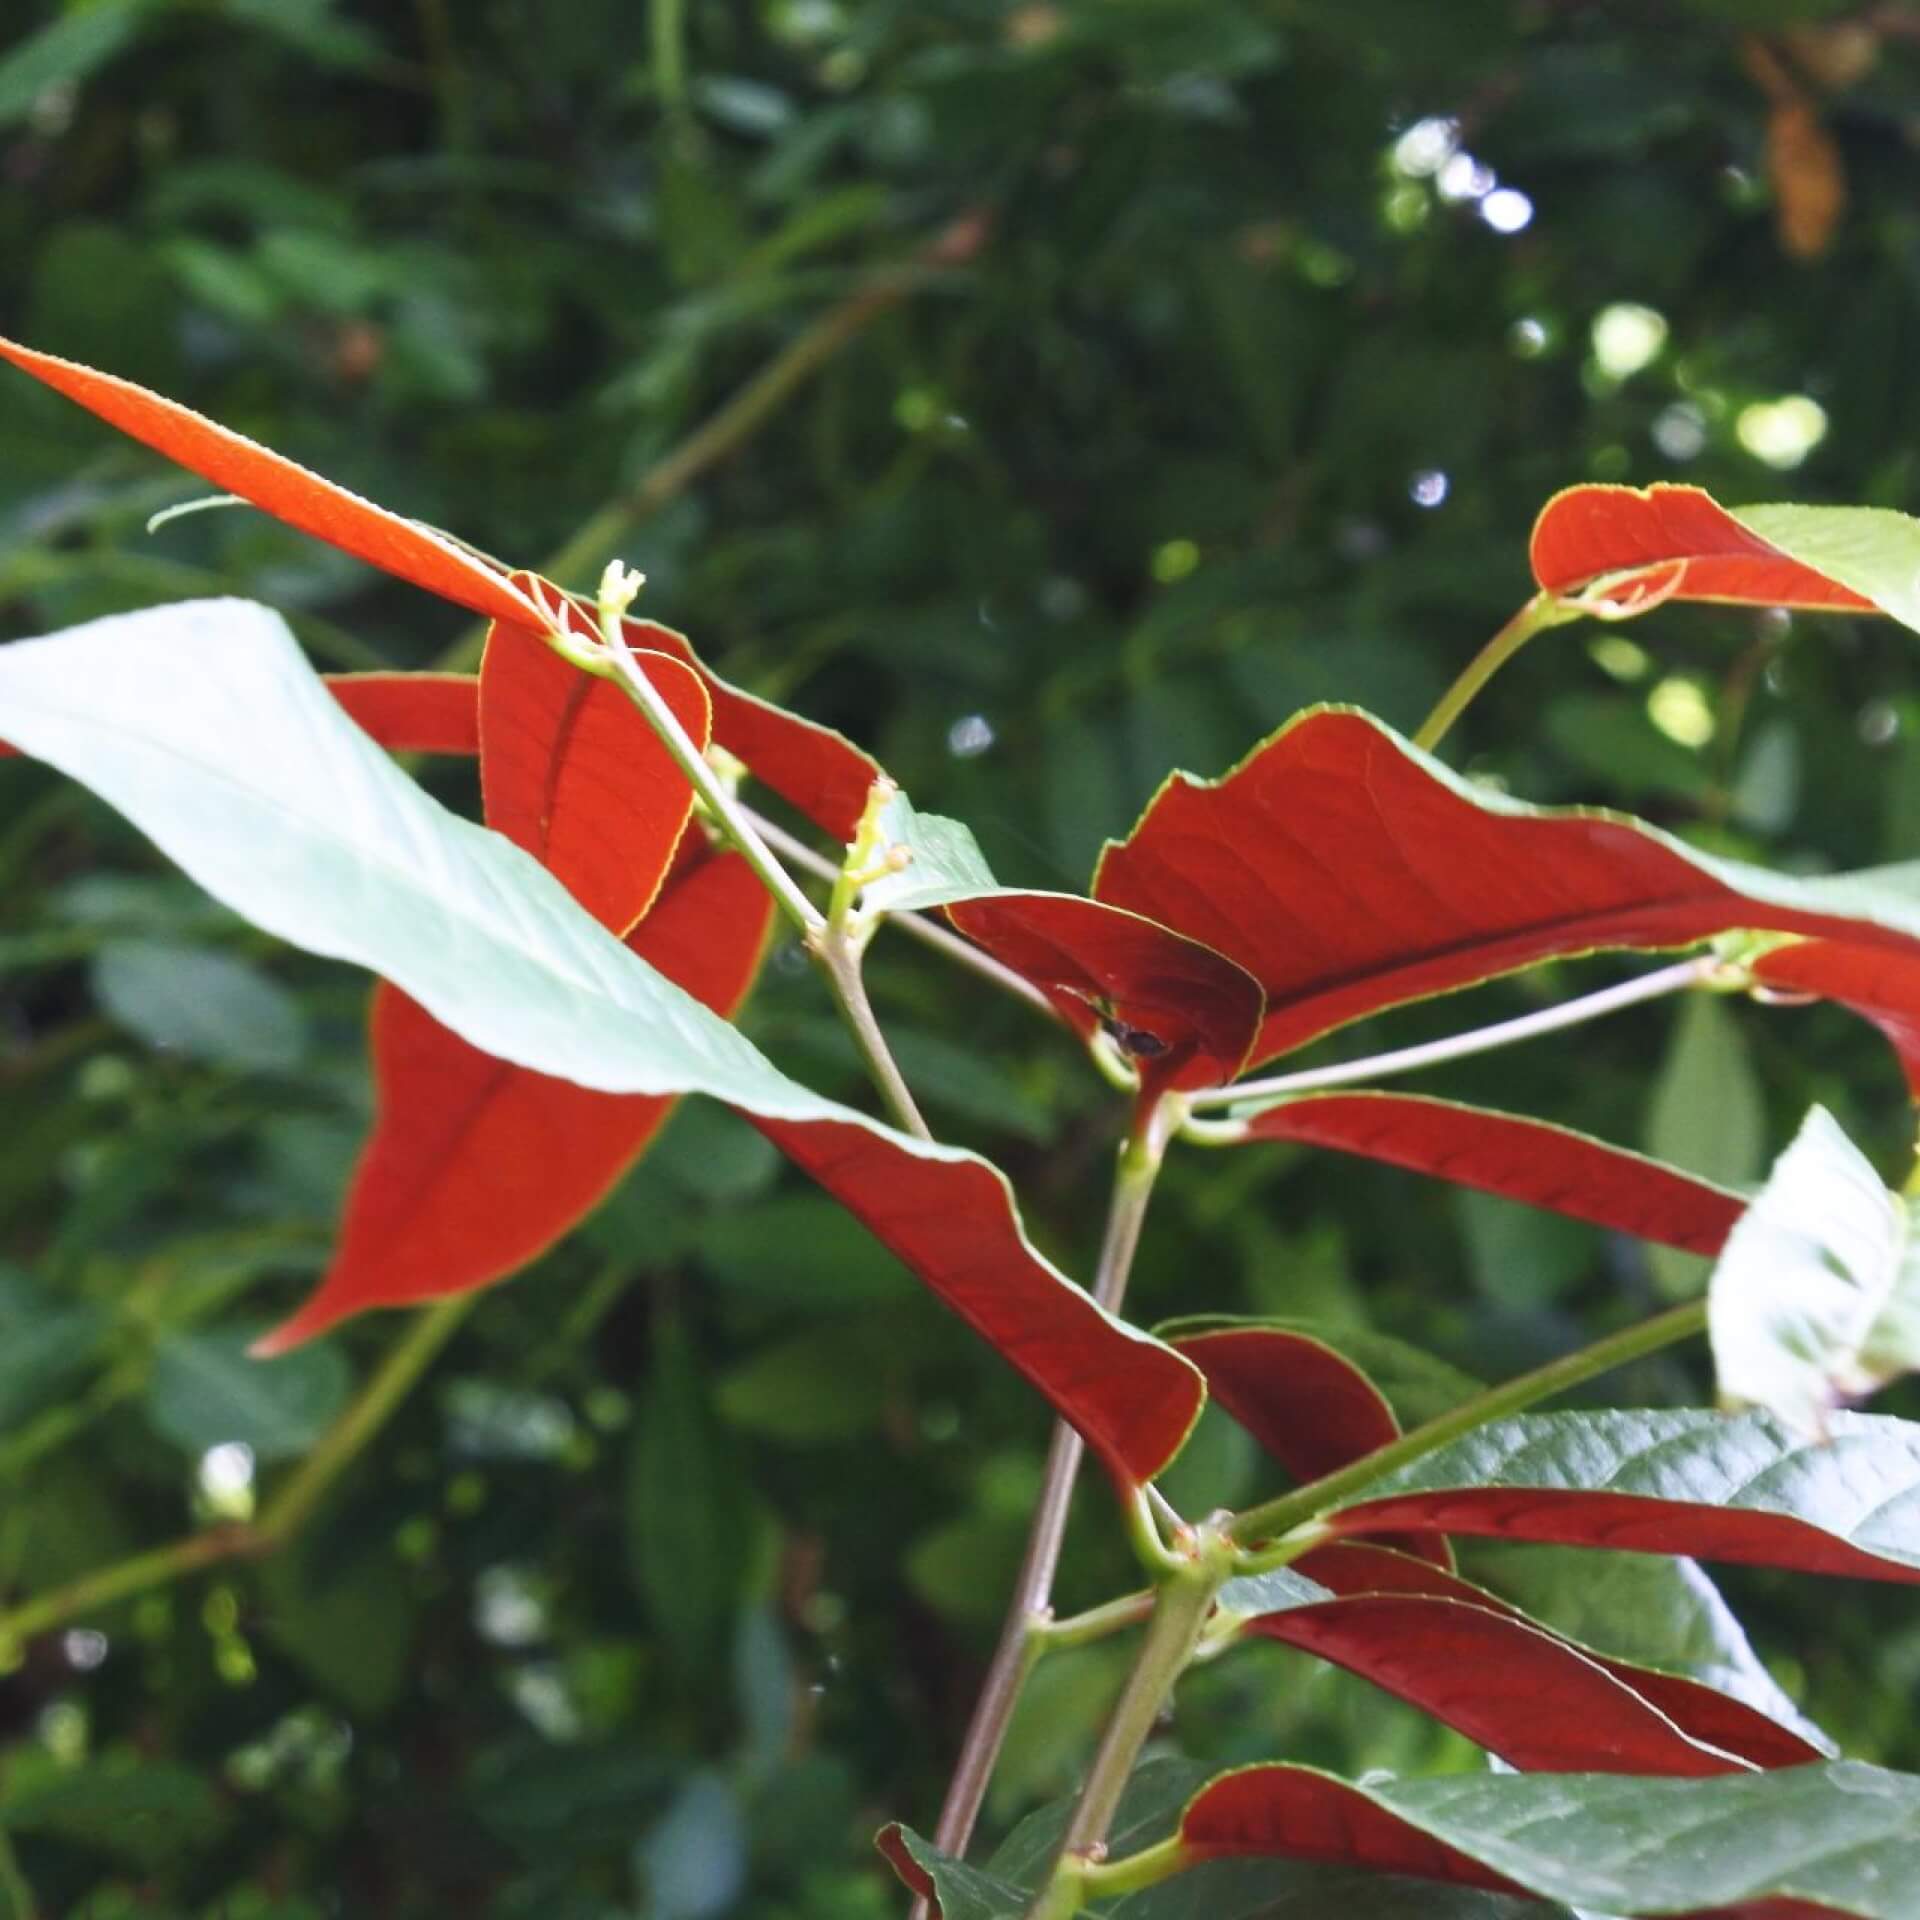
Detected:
left=942, top=893, right=1265, bottom=1100
left=1168, top=1325, right=1448, bottom=1566
left=1178, top=1766, right=1526, bottom=1894
left=553, top=583, right=882, bottom=842
left=0, top=334, right=542, bottom=629
left=1291, top=1543, right=1825, bottom=1769
left=325, top=672, right=480, bottom=755
left=1530, top=483, right=1876, bottom=612
left=1239, top=1092, right=1744, bottom=1252
left=256, top=848, right=773, bottom=1352
left=1750, top=940, right=1920, bottom=1099
left=1247, top=1592, right=1748, bottom=1774
left=479, top=615, right=709, bottom=934
left=749, top=1113, right=1205, bottom=1487
left=1093, top=708, right=1920, bottom=1066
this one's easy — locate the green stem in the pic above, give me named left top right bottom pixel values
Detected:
left=813, top=934, right=930, bottom=1138
left=430, top=229, right=980, bottom=675
left=0, top=1298, right=472, bottom=1656
left=1414, top=590, right=1583, bottom=752
left=652, top=0, right=689, bottom=114
left=912, top=1125, right=1170, bottom=1915
left=1024, top=1524, right=1235, bottom=1920
left=1038, top=1589, right=1156, bottom=1652
left=0, top=1813, right=38, bottom=1920
left=256, top=1295, right=473, bottom=1547
left=0, top=1526, right=249, bottom=1656
left=1230, top=1298, right=1707, bottom=1554
left=597, top=613, right=824, bottom=940
left=1182, top=956, right=1715, bottom=1117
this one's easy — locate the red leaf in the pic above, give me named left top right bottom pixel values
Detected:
left=1093, top=708, right=1920, bottom=1066
left=0, top=335, right=542, bottom=629
left=256, top=848, right=773, bottom=1352
left=5, top=672, right=482, bottom=762
left=1247, top=1592, right=1748, bottom=1775
left=1169, top=1325, right=1448, bottom=1566
left=1178, top=1766, right=1526, bottom=1894
left=1750, top=939, right=1920, bottom=1099
left=1239, top=1092, right=1744, bottom=1252
left=1331, top=1486, right=1920, bottom=1585
left=479, top=617, right=710, bottom=934
left=1292, top=1543, right=1825, bottom=1770
left=942, top=894, right=1265, bottom=1100
left=748, top=1114, right=1204, bottom=1487
left=552, top=583, right=882, bottom=842
left=1530, top=483, right=1876, bottom=612
left=324, top=672, right=479, bottom=755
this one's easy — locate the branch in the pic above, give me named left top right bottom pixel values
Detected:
left=1182, top=955, right=1717, bottom=1118
left=432, top=214, right=989, bottom=673
left=0, top=1297, right=471, bottom=1657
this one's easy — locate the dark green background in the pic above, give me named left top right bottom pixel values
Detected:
left=4, top=2, right=1920, bottom=1915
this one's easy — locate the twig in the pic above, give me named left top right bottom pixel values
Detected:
left=1183, top=956, right=1717, bottom=1116
left=431, top=214, right=989, bottom=674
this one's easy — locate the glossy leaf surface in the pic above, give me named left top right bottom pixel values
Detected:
left=0, top=333, right=542, bottom=627
left=1234, top=1092, right=1744, bottom=1252
left=1323, top=1408, right=1920, bottom=1582
left=260, top=850, right=773, bottom=1350
left=1708, top=1106, right=1920, bottom=1436
left=0, top=600, right=1202, bottom=1484
left=1093, top=708, right=1920, bottom=1066
left=1287, top=1543, right=1825, bottom=1769
left=1529, top=482, right=1880, bottom=614
left=1178, top=1760, right=1920, bottom=1918
left=479, top=616, right=709, bottom=934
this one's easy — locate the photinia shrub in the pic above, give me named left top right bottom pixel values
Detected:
left=8, top=338, right=1920, bottom=1917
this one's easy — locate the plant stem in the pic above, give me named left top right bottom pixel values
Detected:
left=651, top=0, right=689, bottom=114
left=746, top=807, right=1062, bottom=1023
left=599, top=619, right=824, bottom=940
left=814, top=933, right=930, bottom=1139
left=431, top=217, right=986, bottom=675
left=1183, top=956, right=1716, bottom=1116
left=255, top=1295, right=472, bottom=1547
left=1023, top=1523, right=1235, bottom=1920
left=1230, top=1297, right=1708, bottom=1554
left=912, top=1126, right=1169, bottom=1913
left=1414, top=590, right=1584, bottom=752
left=0, top=1299, right=471, bottom=1656
left=0, top=1815, right=38, bottom=1920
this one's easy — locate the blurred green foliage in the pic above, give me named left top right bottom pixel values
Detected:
left=5, top=1, right=1920, bottom=1914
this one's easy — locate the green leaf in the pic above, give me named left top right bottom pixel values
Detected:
left=626, top=1315, right=754, bottom=1671
left=1735, top=503, right=1920, bottom=635
left=1329, top=1760, right=1920, bottom=1918
left=0, top=1759, right=224, bottom=1865
left=93, top=937, right=307, bottom=1069
left=864, top=787, right=1000, bottom=914
left=146, top=1321, right=351, bottom=1460
left=258, top=1539, right=418, bottom=1716
left=1708, top=1105, right=1920, bottom=1435
left=1325, top=1407, right=1920, bottom=1579
left=1644, top=991, right=1765, bottom=1298
left=988, top=1754, right=1212, bottom=1890
left=1111, top=1861, right=1568, bottom=1920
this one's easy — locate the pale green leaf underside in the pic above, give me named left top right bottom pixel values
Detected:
left=1736, top=502, right=1920, bottom=635
left=1334, top=1407, right=1920, bottom=1572
left=1363, top=1759, right=1920, bottom=1917
left=864, top=788, right=1000, bottom=913
left=1708, top=1104, right=1920, bottom=1436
